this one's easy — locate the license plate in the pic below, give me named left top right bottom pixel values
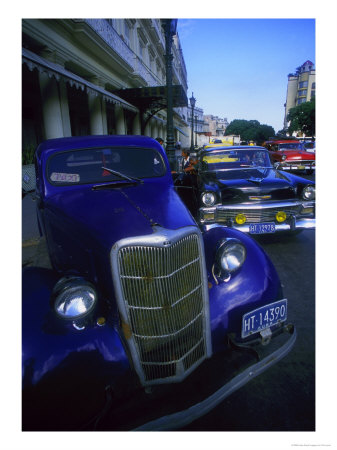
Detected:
left=241, top=299, right=287, bottom=338
left=249, top=223, right=275, bottom=234
left=297, top=165, right=305, bottom=170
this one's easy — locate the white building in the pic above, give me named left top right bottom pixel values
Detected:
left=22, top=19, right=190, bottom=152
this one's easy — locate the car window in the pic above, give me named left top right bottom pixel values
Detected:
left=201, top=150, right=271, bottom=171
left=47, top=146, right=166, bottom=185
left=279, top=143, right=302, bottom=150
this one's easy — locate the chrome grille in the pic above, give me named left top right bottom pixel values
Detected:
left=112, top=227, right=211, bottom=386
left=216, top=205, right=302, bottom=223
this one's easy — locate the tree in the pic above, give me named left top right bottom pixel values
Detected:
left=225, top=119, right=275, bottom=144
left=287, top=98, right=315, bottom=137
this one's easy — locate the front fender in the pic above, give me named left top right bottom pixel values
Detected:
left=202, top=227, right=281, bottom=352
left=22, top=267, right=131, bottom=430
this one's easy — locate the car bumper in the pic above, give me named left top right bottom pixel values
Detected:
left=134, top=324, right=296, bottom=431
left=203, top=217, right=315, bottom=233
left=276, top=161, right=315, bottom=171
left=199, top=200, right=315, bottom=233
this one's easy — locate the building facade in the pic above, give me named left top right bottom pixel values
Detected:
left=284, top=60, right=316, bottom=129
left=22, top=19, right=190, bottom=153
left=203, top=115, right=229, bottom=137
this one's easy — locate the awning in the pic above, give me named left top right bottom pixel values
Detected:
left=113, top=85, right=188, bottom=112
left=22, top=48, right=138, bottom=113
left=175, top=125, right=189, bottom=137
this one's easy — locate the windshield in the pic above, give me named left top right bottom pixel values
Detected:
left=200, top=149, right=272, bottom=172
left=47, top=146, right=166, bottom=185
left=278, top=143, right=303, bottom=150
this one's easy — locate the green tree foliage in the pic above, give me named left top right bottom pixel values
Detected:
left=225, top=119, right=275, bottom=144
left=287, top=98, right=315, bottom=136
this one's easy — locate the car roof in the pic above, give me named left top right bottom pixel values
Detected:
left=264, top=140, right=299, bottom=144
left=36, top=135, right=162, bottom=157
left=201, top=145, right=267, bottom=155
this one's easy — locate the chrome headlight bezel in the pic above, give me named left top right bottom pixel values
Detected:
left=302, top=185, right=315, bottom=200
left=214, top=238, right=247, bottom=281
left=201, top=191, right=216, bottom=207
left=52, top=276, right=97, bottom=320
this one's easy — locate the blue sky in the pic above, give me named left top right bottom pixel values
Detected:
left=177, top=19, right=315, bottom=133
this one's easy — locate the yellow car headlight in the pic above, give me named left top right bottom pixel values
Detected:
left=276, top=211, right=287, bottom=222
left=235, top=213, right=246, bottom=225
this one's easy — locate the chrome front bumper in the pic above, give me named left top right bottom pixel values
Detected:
left=276, top=161, right=315, bottom=171
left=203, top=217, right=315, bottom=233
left=199, top=200, right=315, bottom=233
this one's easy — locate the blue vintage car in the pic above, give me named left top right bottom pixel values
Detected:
left=22, top=135, right=296, bottom=431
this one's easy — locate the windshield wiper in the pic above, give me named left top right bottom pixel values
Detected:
left=92, top=180, right=140, bottom=190
left=101, top=166, right=143, bottom=183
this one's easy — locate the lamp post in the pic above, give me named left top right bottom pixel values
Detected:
left=194, top=114, right=198, bottom=147
left=190, top=93, right=196, bottom=151
left=161, top=19, right=178, bottom=168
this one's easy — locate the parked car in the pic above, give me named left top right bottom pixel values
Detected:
left=262, top=139, right=315, bottom=174
left=23, top=136, right=296, bottom=431
left=203, top=142, right=232, bottom=150
left=174, top=146, right=315, bottom=235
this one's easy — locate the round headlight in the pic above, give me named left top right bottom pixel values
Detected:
left=235, top=213, right=246, bottom=225
left=201, top=192, right=216, bottom=206
left=302, top=185, right=315, bottom=200
left=282, top=155, right=287, bottom=161
left=215, top=238, right=246, bottom=279
left=53, top=277, right=97, bottom=320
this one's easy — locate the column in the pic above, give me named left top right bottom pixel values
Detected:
left=59, top=79, right=72, bottom=137
left=39, top=72, right=64, bottom=139
left=88, top=91, right=105, bottom=135
left=152, top=120, right=159, bottom=139
left=144, top=118, right=151, bottom=137
left=132, top=112, right=141, bottom=135
left=115, top=105, right=126, bottom=135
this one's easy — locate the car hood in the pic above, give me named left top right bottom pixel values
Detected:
left=45, top=182, right=195, bottom=250
left=200, top=168, right=297, bottom=203
left=280, top=150, right=315, bottom=160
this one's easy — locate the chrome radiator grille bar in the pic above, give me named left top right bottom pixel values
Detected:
left=111, top=227, right=211, bottom=386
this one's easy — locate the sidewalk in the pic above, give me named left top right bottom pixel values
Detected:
left=22, top=194, right=51, bottom=268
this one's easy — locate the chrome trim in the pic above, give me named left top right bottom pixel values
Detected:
left=202, top=200, right=314, bottom=211
left=203, top=218, right=315, bottom=233
left=134, top=325, right=297, bottom=430
left=278, top=162, right=315, bottom=170
left=110, top=226, right=212, bottom=387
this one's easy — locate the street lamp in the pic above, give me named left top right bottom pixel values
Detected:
left=194, top=115, right=198, bottom=147
left=161, top=19, right=178, bottom=168
left=190, top=93, right=196, bottom=151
